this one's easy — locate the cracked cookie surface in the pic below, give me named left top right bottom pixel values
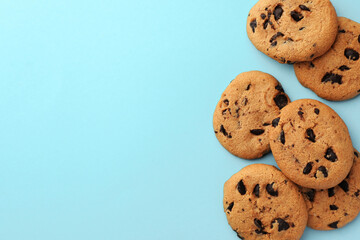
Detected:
left=294, top=17, right=360, bottom=101
left=223, top=164, right=308, bottom=240
left=213, top=71, right=290, bottom=159
left=247, top=0, right=338, bottom=63
left=269, top=99, right=353, bottom=189
left=300, top=149, right=360, bottom=230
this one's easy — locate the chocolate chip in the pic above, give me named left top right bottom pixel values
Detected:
left=272, top=117, right=280, bottom=127
left=303, top=162, right=313, bottom=175
left=250, top=129, right=265, bottom=135
left=250, top=20, right=257, bottom=33
left=274, top=94, right=288, bottom=109
left=272, top=218, right=290, bottom=231
left=222, top=109, right=229, bottom=115
left=266, top=182, right=278, bottom=196
left=299, top=27, right=305, bottom=30
left=316, top=166, right=328, bottom=178
left=227, top=202, right=234, bottom=212
left=253, top=184, right=260, bottom=197
left=254, top=219, right=268, bottom=234
left=339, top=65, right=350, bottom=71
left=345, top=48, right=359, bottom=61
left=263, top=19, right=270, bottom=29
left=314, top=108, right=320, bottom=115
left=220, top=125, right=230, bottom=138
left=328, top=221, right=339, bottom=229
left=310, top=62, right=315, bottom=68
left=358, top=35, right=360, bottom=43
left=254, top=218, right=262, bottom=229
left=271, top=41, right=277, bottom=47
left=274, top=5, right=284, bottom=21
left=310, top=54, right=314, bottom=59
left=325, top=148, right=337, bottom=162
left=246, top=84, right=251, bottom=90
left=270, top=32, right=284, bottom=43
left=263, top=123, right=271, bottom=126
left=355, top=151, right=359, bottom=158
left=287, top=38, right=293, bottom=42
left=291, top=11, right=304, bottom=22
left=305, top=189, right=315, bottom=202
left=306, top=129, right=316, bottom=142
left=286, top=60, right=295, bottom=65
left=328, top=188, right=335, bottom=197
left=330, top=205, right=338, bottom=210
left=243, top=97, right=248, bottom=106
left=261, top=13, right=266, bottom=19
left=275, top=84, right=284, bottom=93
left=321, top=73, right=342, bottom=84
left=280, top=130, right=285, bottom=144
left=339, top=180, right=349, bottom=192
left=355, top=190, right=360, bottom=197
left=298, top=111, right=304, bottom=118
left=338, top=29, right=346, bottom=33
left=223, top=99, right=229, bottom=105
left=299, top=5, right=310, bottom=11
left=255, top=229, right=267, bottom=235
left=238, top=180, right=246, bottom=195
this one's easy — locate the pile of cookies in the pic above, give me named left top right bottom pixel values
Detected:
left=213, top=0, right=360, bottom=239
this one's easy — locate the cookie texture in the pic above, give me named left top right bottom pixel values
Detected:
left=213, top=71, right=290, bottom=159
left=223, top=164, right=308, bottom=240
left=301, top=149, right=360, bottom=230
left=294, top=17, right=360, bottom=101
left=269, top=99, right=353, bottom=189
left=247, top=0, right=338, bottom=63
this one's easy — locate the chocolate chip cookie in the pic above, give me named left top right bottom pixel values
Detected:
left=301, top=149, right=360, bottom=230
left=213, top=71, right=290, bottom=159
left=269, top=99, right=353, bottom=189
left=224, top=164, right=308, bottom=240
left=294, top=17, right=360, bottom=101
left=247, top=0, right=338, bottom=63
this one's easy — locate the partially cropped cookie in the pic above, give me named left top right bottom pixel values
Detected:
left=247, top=0, right=338, bottom=63
left=269, top=99, right=353, bottom=189
left=301, top=149, right=360, bottom=230
left=294, top=17, right=360, bottom=101
left=224, top=164, right=308, bottom=240
left=213, top=71, right=290, bottom=159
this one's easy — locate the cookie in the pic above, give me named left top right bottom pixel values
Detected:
left=247, top=0, right=338, bottom=63
left=294, top=17, right=360, bottom=101
left=269, top=99, right=353, bottom=189
left=223, top=164, right=308, bottom=240
left=301, top=149, right=360, bottom=230
left=213, top=71, right=290, bottom=159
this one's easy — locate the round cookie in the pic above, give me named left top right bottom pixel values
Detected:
left=223, top=164, right=308, bottom=240
left=300, top=149, right=360, bottom=230
left=269, top=99, right=354, bottom=189
left=247, top=0, right=338, bottom=64
left=294, top=17, right=360, bottom=101
left=213, top=71, right=290, bottom=159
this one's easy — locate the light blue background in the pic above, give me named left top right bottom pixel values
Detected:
left=0, top=0, right=359, bottom=239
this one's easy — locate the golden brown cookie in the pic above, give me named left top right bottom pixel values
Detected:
left=213, top=71, right=290, bottom=159
left=294, top=17, right=360, bottom=101
left=301, top=149, right=360, bottom=230
left=223, top=164, right=308, bottom=240
left=247, top=0, right=338, bottom=63
left=269, top=99, right=353, bottom=189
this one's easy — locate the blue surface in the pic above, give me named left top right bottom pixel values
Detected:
left=0, top=0, right=359, bottom=239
